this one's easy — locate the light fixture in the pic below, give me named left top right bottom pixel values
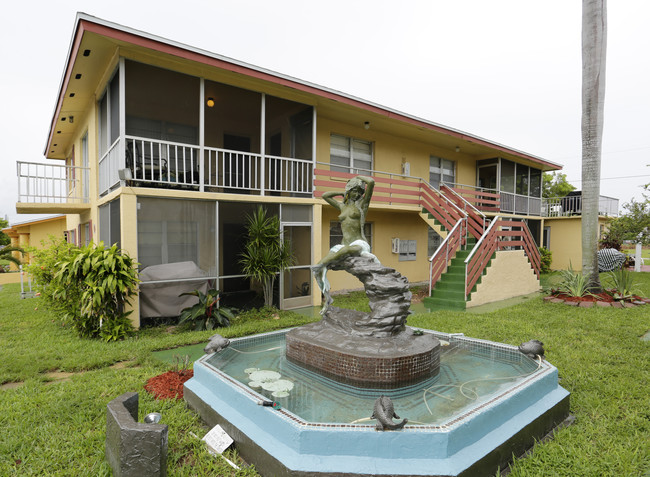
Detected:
left=69, top=116, right=74, bottom=124
left=206, top=97, right=215, bottom=108
left=364, top=121, right=370, bottom=130
left=455, top=146, right=460, bottom=153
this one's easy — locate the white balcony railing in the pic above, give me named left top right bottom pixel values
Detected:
left=17, top=161, right=89, bottom=204
left=542, top=195, right=619, bottom=217
left=95, top=136, right=314, bottom=196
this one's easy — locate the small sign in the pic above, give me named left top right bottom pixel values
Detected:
left=202, top=425, right=233, bottom=454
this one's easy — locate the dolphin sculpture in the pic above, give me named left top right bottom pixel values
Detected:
left=518, top=339, right=545, bottom=360
left=371, top=396, right=408, bottom=431
left=204, top=334, right=230, bottom=354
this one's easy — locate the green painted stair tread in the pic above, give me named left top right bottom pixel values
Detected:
left=422, top=296, right=466, bottom=311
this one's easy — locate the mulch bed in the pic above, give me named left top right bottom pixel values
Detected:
left=144, top=370, right=193, bottom=400
left=545, top=291, right=650, bottom=308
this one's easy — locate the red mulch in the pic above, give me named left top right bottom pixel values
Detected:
left=550, top=291, right=644, bottom=303
left=144, top=370, right=193, bottom=400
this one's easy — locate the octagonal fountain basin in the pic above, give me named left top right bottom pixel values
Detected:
left=184, top=328, right=569, bottom=477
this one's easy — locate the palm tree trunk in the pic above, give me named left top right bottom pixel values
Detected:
left=581, top=0, right=607, bottom=291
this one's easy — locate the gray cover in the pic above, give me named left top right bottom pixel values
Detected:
left=139, top=261, right=209, bottom=318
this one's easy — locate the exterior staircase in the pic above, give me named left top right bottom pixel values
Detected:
left=312, top=168, right=540, bottom=311
left=423, top=238, right=482, bottom=311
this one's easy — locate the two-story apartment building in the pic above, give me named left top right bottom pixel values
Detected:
left=15, top=14, right=617, bottom=324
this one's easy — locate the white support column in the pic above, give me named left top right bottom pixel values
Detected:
left=199, top=78, right=205, bottom=192
left=260, top=93, right=266, bottom=196
left=118, top=57, right=126, bottom=187
left=312, top=106, right=317, bottom=194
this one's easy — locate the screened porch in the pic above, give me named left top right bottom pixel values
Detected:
left=98, top=59, right=315, bottom=197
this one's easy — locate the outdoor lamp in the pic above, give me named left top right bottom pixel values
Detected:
left=206, top=97, right=215, bottom=108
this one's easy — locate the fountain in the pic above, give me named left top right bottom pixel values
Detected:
left=184, top=177, right=570, bottom=476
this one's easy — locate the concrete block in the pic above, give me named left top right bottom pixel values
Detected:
left=106, top=392, right=168, bottom=477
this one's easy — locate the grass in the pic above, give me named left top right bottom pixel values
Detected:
left=1, top=277, right=649, bottom=476
left=621, top=244, right=650, bottom=260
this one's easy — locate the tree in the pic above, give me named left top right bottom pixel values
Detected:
left=542, top=172, right=576, bottom=198
left=0, top=246, right=24, bottom=269
left=581, top=0, right=607, bottom=291
left=0, top=217, right=10, bottom=246
left=239, top=207, right=294, bottom=307
left=600, top=190, right=650, bottom=248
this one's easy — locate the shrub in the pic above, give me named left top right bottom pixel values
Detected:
left=554, top=266, right=594, bottom=298
left=26, top=237, right=79, bottom=319
left=52, top=242, right=139, bottom=341
left=605, top=268, right=642, bottom=301
left=239, top=206, right=294, bottom=307
left=178, top=289, right=235, bottom=331
left=538, top=246, right=552, bottom=273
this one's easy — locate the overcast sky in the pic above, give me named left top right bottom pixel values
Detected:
left=2, top=0, right=649, bottom=225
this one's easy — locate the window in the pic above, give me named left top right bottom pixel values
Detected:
left=529, top=168, right=542, bottom=198
left=99, top=199, right=121, bottom=248
left=98, top=71, right=120, bottom=157
left=330, top=134, right=373, bottom=173
left=329, top=221, right=372, bottom=250
left=429, top=156, right=455, bottom=189
left=516, top=164, right=530, bottom=195
left=398, top=239, right=417, bottom=261
left=500, top=159, right=515, bottom=193
left=137, top=198, right=216, bottom=279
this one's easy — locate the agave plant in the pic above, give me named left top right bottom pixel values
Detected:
left=606, top=268, right=641, bottom=301
left=178, top=289, right=235, bottom=331
left=555, top=266, right=595, bottom=298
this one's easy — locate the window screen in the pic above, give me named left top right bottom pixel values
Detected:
left=137, top=198, right=216, bottom=279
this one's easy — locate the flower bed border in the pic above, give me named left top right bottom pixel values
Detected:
left=544, top=295, right=650, bottom=308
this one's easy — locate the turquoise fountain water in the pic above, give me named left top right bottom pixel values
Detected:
left=206, top=331, right=540, bottom=426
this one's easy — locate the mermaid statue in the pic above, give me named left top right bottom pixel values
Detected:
left=312, top=176, right=379, bottom=314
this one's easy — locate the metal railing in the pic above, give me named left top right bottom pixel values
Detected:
left=99, top=139, right=121, bottom=195
left=542, top=195, right=619, bottom=217
left=126, top=136, right=201, bottom=187
left=205, top=148, right=313, bottom=194
left=428, top=218, right=466, bottom=296
left=17, top=161, right=89, bottom=204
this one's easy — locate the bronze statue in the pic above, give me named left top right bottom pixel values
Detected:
left=312, top=176, right=379, bottom=314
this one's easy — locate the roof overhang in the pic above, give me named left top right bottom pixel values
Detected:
left=46, top=13, right=562, bottom=171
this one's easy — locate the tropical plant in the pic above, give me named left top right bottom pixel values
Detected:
left=605, top=268, right=641, bottom=301
left=25, top=236, right=78, bottom=314
left=554, top=266, right=594, bottom=298
left=239, top=206, right=294, bottom=307
left=580, top=0, right=607, bottom=292
left=52, top=242, right=139, bottom=340
left=538, top=246, right=553, bottom=273
left=178, top=289, right=235, bottom=331
left=0, top=245, right=23, bottom=269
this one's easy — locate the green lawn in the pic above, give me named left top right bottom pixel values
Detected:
left=621, top=244, right=650, bottom=260
left=1, top=277, right=649, bottom=476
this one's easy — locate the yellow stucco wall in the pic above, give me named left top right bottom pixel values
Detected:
left=317, top=117, right=475, bottom=183
left=3, top=216, right=67, bottom=271
left=318, top=205, right=430, bottom=293
left=468, top=250, right=540, bottom=307
left=544, top=216, right=610, bottom=271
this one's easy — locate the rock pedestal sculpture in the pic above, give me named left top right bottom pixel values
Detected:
left=286, top=175, right=440, bottom=388
left=324, top=256, right=412, bottom=337
left=286, top=256, right=440, bottom=389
